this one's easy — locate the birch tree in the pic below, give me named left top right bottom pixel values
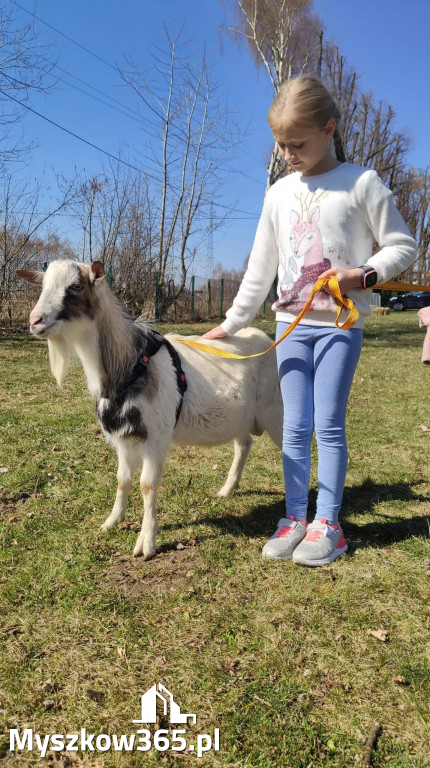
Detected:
left=221, top=0, right=322, bottom=187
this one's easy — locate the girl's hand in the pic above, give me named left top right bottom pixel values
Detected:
left=318, top=267, right=363, bottom=295
left=201, top=325, right=229, bottom=340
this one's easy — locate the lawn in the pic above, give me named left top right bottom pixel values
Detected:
left=0, top=311, right=429, bottom=767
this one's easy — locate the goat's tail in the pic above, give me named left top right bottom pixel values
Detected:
left=48, top=337, right=72, bottom=387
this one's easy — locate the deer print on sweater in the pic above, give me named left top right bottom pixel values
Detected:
left=276, top=191, right=334, bottom=312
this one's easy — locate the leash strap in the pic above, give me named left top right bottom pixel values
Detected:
left=176, top=275, right=359, bottom=360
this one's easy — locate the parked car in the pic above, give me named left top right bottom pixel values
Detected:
left=387, top=291, right=430, bottom=311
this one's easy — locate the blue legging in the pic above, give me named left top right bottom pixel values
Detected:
left=276, top=322, right=363, bottom=524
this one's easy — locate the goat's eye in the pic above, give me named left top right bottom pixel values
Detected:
left=69, top=283, right=83, bottom=292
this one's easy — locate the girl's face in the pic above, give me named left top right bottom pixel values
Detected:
left=273, top=119, right=339, bottom=176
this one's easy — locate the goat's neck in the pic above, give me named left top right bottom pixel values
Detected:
left=74, top=288, right=138, bottom=400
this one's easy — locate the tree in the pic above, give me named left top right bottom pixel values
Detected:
left=395, top=168, right=430, bottom=284
left=119, top=27, right=240, bottom=317
left=321, top=41, right=410, bottom=193
left=62, top=162, right=157, bottom=313
left=221, top=0, right=322, bottom=187
left=0, top=2, right=55, bottom=167
left=0, top=173, right=76, bottom=319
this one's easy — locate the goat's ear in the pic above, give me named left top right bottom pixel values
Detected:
left=16, top=269, right=44, bottom=285
left=89, top=261, right=105, bottom=284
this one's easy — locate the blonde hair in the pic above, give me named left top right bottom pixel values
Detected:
left=268, top=74, right=346, bottom=163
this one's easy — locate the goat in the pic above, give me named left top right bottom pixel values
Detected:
left=18, top=260, right=282, bottom=559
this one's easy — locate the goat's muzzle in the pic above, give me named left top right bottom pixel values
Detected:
left=29, top=316, right=57, bottom=337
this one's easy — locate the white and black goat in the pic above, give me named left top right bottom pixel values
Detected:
left=18, top=260, right=282, bottom=559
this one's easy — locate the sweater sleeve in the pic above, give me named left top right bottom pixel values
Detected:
left=221, top=190, right=279, bottom=335
left=359, top=170, right=417, bottom=283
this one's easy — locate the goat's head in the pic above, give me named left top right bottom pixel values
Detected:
left=17, top=260, right=105, bottom=386
left=17, top=260, right=105, bottom=339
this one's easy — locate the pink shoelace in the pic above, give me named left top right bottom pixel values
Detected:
left=305, top=518, right=340, bottom=543
left=275, top=516, right=306, bottom=539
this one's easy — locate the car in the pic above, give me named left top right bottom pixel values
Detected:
left=387, top=291, right=430, bottom=311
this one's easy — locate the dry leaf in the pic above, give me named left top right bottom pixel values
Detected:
left=392, top=675, right=409, bottom=685
left=253, top=694, right=272, bottom=707
left=420, top=424, right=430, bottom=432
left=176, top=542, right=186, bottom=550
left=224, top=659, right=239, bottom=674
left=43, top=699, right=55, bottom=712
left=0, top=468, right=8, bottom=473
left=367, top=629, right=389, bottom=642
left=116, top=646, right=127, bottom=660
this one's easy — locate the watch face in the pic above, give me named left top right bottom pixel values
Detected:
left=362, top=268, right=378, bottom=288
left=366, top=270, right=378, bottom=287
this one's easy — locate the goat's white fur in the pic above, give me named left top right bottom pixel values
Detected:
left=19, top=260, right=283, bottom=559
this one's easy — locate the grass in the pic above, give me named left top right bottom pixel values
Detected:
left=0, top=311, right=429, bottom=767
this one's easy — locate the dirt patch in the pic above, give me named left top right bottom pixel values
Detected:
left=103, top=538, right=201, bottom=597
left=0, top=489, right=31, bottom=518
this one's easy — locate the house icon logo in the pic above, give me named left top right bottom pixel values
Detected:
left=133, top=684, right=197, bottom=725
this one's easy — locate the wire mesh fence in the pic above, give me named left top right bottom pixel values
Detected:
left=4, top=263, right=419, bottom=328
left=3, top=269, right=276, bottom=326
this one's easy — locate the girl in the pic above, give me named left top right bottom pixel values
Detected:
left=202, top=74, right=417, bottom=567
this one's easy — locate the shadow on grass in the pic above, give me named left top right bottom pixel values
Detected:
left=162, top=477, right=429, bottom=551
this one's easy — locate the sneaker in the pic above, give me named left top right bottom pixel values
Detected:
left=262, top=516, right=307, bottom=561
left=292, top=518, right=348, bottom=566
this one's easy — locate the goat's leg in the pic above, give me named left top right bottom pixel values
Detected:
left=217, top=435, right=253, bottom=498
left=101, top=439, right=142, bottom=531
left=133, top=437, right=171, bottom=560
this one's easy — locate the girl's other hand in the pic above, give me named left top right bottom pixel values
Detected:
left=318, top=267, right=362, bottom=295
left=201, top=325, right=229, bottom=340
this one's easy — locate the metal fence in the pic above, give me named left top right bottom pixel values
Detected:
left=1, top=270, right=276, bottom=326
left=4, top=267, right=415, bottom=327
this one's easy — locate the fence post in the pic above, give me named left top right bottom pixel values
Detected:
left=154, top=272, right=159, bottom=322
left=107, top=267, right=113, bottom=288
left=207, top=279, right=211, bottom=318
left=263, top=298, right=266, bottom=315
left=191, top=276, right=195, bottom=319
left=220, top=278, right=224, bottom=317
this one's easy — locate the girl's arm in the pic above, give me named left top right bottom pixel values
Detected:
left=216, top=190, right=279, bottom=337
left=319, top=171, right=417, bottom=295
left=357, top=171, right=417, bottom=282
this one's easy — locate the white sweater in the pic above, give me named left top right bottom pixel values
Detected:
left=221, top=163, right=417, bottom=332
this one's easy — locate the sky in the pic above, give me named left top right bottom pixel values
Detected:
left=5, top=0, right=430, bottom=274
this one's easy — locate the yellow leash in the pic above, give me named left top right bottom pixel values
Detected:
left=176, top=275, right=360, bottom=360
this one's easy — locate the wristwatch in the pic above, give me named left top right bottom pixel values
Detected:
left=360, top=264, right=378, bottom=289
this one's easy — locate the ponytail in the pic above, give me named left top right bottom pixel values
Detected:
left=333, top=125, right=346, bottom=163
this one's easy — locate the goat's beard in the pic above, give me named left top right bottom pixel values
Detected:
left=48, top=336, right=72, bottom=387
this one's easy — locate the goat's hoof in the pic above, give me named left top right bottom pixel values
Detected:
left=132, top=546, right=156, bottom=560
left=101, top=515, right=122, bottom=531
left=217, top=485, right=236, bottom=498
